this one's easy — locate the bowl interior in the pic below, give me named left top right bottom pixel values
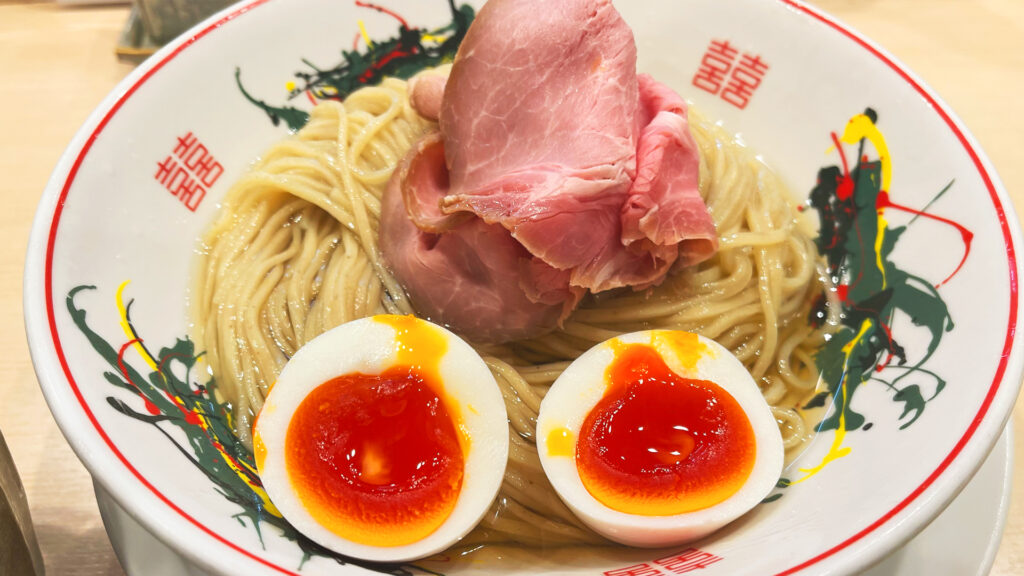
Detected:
left=25, top=0, right=1023, bottom=574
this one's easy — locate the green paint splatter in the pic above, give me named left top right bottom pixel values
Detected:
left=235, top=68, right=310, bottom=131
left=237, top=0, right=474, bottom=131
left=765, top=111, right=967, bottom=501
left=63, top=5, right=482, bottom=569
left=808, top=110, right=961, bottom=433
left=68, top=285, right=422, bottom=574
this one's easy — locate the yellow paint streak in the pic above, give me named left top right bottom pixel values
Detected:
left=114, top=280, right=280, bottom=518
left=841, top=113, right=891, bottom=288
left=358, top=20, right=374, bottom=48
left=840, top=114, right=890, bottom=193
left=215, top=433, right=277, bottom=517
left=115, top=280, right=159, bottom=372
left=546, top=427, right=575, bottom=457
left=875, top=212, right=889, bottom=289
left=262, top=495, right=281, bottom=517
left=791, top=319, right=873, bottom=484
left=421, top=33, right=445, bottom=43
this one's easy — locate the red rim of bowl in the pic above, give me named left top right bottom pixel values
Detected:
left=27, top=0, right=1021, bottom=574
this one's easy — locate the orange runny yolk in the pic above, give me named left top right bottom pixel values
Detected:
left=283, top=315, right=467, bottom=547
left=576, top=334, right=756, bottom=516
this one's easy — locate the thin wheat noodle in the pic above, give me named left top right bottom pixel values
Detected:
left=192, top=78, right=829, bottom=547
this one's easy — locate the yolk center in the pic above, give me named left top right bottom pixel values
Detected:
left=285, top=367, right=464, bottom=547
left=576, top=343, right=755, bottom=516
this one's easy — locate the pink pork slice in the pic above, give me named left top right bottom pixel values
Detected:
left=380, top=134, right=582, bottom=343
left=380, top=0, right=717, bottom=343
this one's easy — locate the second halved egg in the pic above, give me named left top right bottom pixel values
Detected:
left=536, top=330, right=783, bottom=547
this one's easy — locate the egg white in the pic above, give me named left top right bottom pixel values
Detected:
left=536, top=330, right=784, bottom=547
left=255, top=315, right=509, bottom=562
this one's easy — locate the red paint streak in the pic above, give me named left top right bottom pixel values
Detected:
left=36, top=1, right=1018, bottom=575
left=41, top=2, right=306, bottom=574
left=151, top=353, right=256, bottom=477
left=304, top=89, right=317, bottom=106
left=831, top=132, right=855, bottom=201
left=355, top=0, right=410, bottom=29
left=213, top=441, right=260, bottom=485
left=875, top=321, right=896, bottom=372
left=352, top=31, right=361, bottom=51
left=835, top=284, right=849, bottom=303
left=839, top=180, right=855, bottom=202
left=358, top=48, right=413, bottom=82
left=116, top=339, right=160, bottom=415
left=156, top=352, right=198, bottom=419
left=833, top=132, right=850, bottom=177
left=827, top=133, right=867, bottom=293
left=377, top=49, right=411, bottom=67
left=875, top=191, right=974, bottom=287
left=211, top=434, right=260, bottom=484
left=133, top=345, right=260, bottom=488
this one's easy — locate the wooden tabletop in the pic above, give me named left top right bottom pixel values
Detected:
left=1, top=1, right=1021, bottom=574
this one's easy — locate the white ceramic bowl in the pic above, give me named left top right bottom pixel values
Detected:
left=25, top=0, right=1024, bottom=574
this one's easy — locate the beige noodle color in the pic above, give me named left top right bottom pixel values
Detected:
left=192, top=77, right=828, bottom=547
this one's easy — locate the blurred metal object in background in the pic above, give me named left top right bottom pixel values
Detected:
left=116, top=0, right=236, bottom=62
left=0, top=430, right=44, bottom=575
left=134, top=0, right=235, bottom=44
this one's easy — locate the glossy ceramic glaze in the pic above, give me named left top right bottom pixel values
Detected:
left=25, top=0, right=1023, bottom=574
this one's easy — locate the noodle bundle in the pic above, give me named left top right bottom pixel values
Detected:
left=193, top=77, right=826, bottom=547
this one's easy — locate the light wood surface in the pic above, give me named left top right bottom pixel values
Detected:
left=0, top=1, right=1021, bottom=574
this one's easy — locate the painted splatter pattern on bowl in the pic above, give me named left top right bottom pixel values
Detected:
left=782, top=109, right=971, bottom=489
left=236, top=0, right=473, bottom=131
left=62, top=1, right=976, bottom=572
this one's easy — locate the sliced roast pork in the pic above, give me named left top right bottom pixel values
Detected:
left=380, top=0, right=717, bottom=343
left=380, top=135, right=583, bottom=344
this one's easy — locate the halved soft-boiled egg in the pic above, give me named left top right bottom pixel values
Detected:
left=254, top=314, right=509, bottom=562
left=536, top=330, right=783, bottom=547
